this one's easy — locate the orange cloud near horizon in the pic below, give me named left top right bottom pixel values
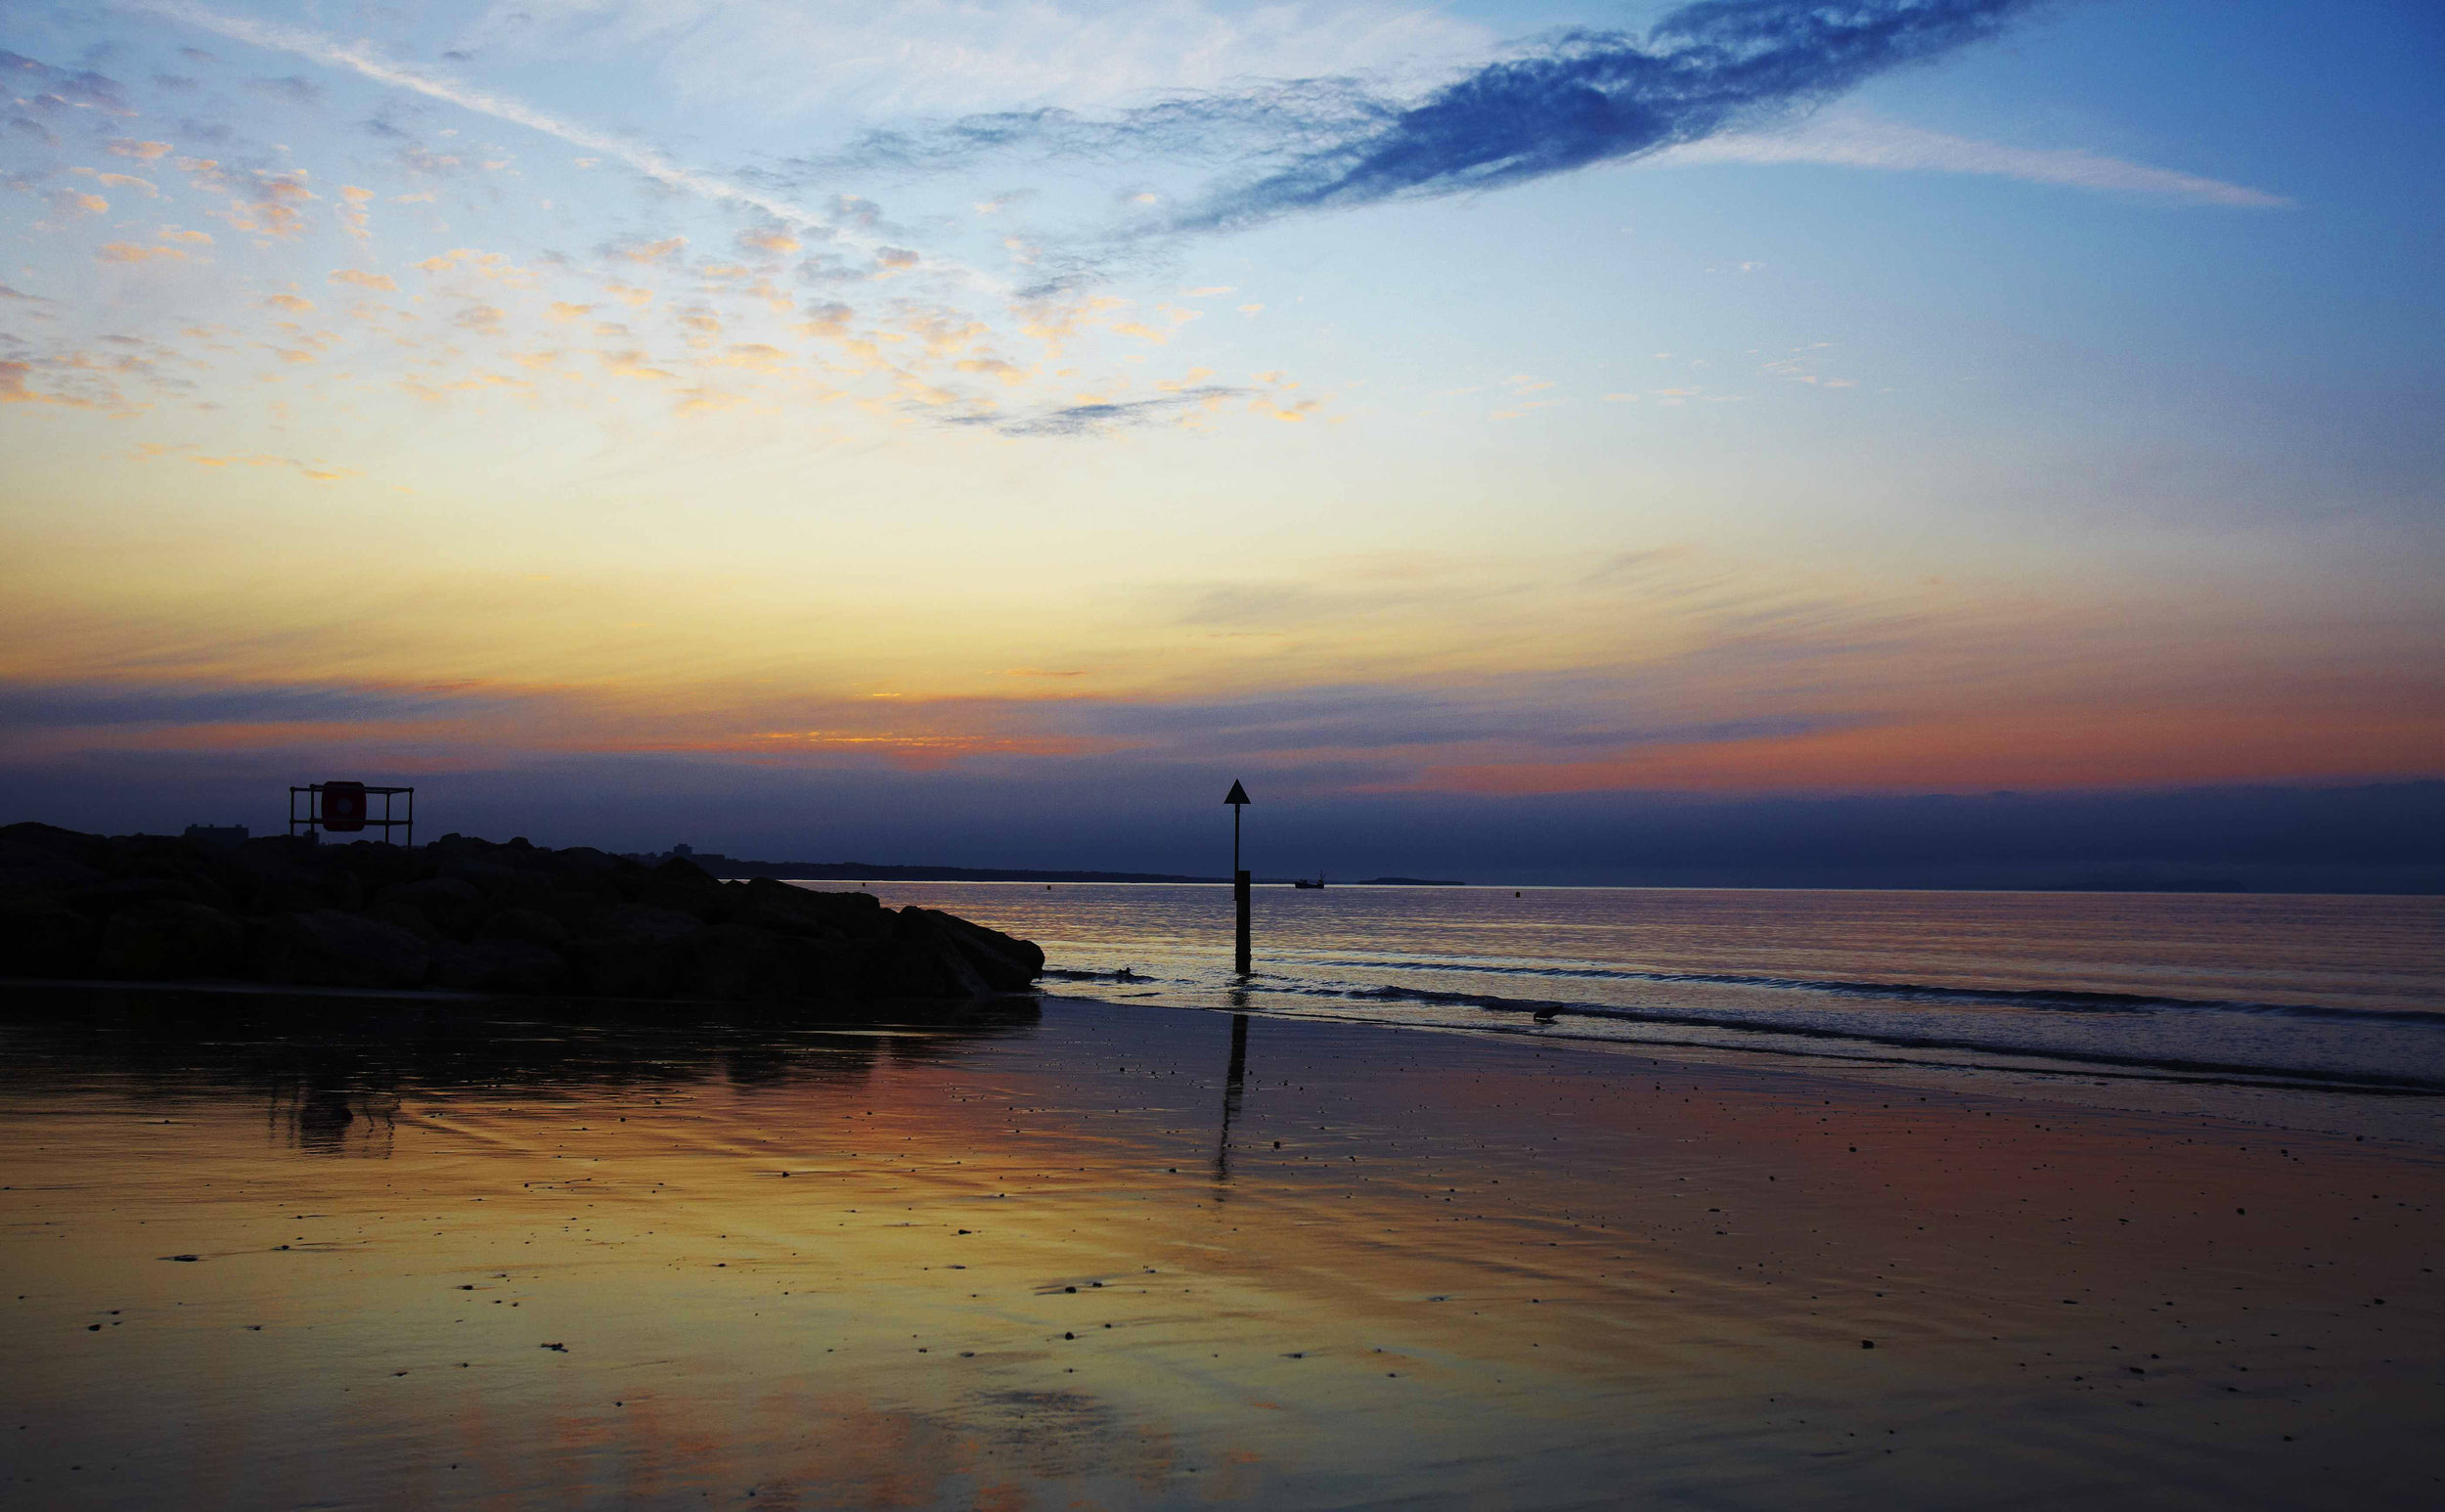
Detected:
left=1425, top=702, right=2445, bottom=796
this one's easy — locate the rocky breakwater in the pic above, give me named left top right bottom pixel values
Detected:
left=0, top=823, right=1044, bottom=1007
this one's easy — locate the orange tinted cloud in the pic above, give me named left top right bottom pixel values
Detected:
left=1428, top=703, right=2445, bottom=795
left=100, top=242, right=185, bottom=264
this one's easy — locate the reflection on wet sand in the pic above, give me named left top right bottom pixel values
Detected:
left=1214, top=1012, right=1247, bottom=1190
left=2, top=988, right=2440, bottom=1509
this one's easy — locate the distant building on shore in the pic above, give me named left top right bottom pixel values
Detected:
left=623, top=843, right=736, bottom=869
left=183, top=823, right=248, bottom=850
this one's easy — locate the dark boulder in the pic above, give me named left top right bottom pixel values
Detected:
left=95, top=901, right=245, bottom=981
left=0, top=822, right=115, bottom=880
left=364, top=900, right=443, bottom=943
left=642, top=858, right=731, bottom=921
left=477, top=906, right=570, bottom=949
left=373, top=876, right=486, bottom=938
left=0, top=891, right=102, bottom=976
left=479, top=876, right=598, bottom=931
left=685, top=923, right=845, bottom=1002
left=66, top=876, right=202, bottom=915
left=730, top=877, right=888, bottom=939
left=896, top=907, right=1045, bottom=992
left=250, top=910, right=431, bottom=989
left=0, top=835, right=106, bottom=889
left=566, top=904, right=704, bottom=998
left=430, top=938, right=570, bottom=994
left=869, top=932, right=994, bottom=1000
left=104, top=839, right=243, bottom=912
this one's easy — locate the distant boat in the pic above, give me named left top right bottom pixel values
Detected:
left=1292, top=874, right=1326, bottom=890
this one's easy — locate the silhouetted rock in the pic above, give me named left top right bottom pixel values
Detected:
left=0, top=892, right=101, bottom=976
left=251, top=910, right=430, bottom=989
left=364, top=900, right=443, bottom=943
left=0, top=824, right=1043, bottom=1007
left=642, top=857, right=730, bottom=920
left=0, top=828, right=107, bottom=888
left=568, top=904, right=703, bottom=999
left=373, top=876, right=486, bottom=938
left=730, top=875, right=888, bottom=939
left=686, top=922, right=839, bottom=1002
left=430, top=938, right=570, bottom=994
left=96, top=901, right=245, bottom=981
left=897, top=906, right=1045, bottom=992
left=476, top=906, right=569, bottom=949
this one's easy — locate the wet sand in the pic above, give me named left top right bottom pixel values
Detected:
left=2, top=993, right=2439, bottom=1508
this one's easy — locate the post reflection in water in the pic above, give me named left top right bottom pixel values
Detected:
left=4, top=987, right=2441, bottom=1511
left=1213, top=1012, right=1249, bottom=1189
left=270, top=1082, right=399, bottom=1158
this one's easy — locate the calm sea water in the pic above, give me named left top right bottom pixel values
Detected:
left=845, top=883, right=2445, bottom=1126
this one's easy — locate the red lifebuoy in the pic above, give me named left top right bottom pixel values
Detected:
left=322, top=781, right=368, bottom=832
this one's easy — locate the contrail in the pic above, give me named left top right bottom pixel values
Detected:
left=134, top=0, right=911, bottom=258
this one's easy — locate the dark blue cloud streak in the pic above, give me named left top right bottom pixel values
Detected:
left=1186, top=0, right=2051, bottom=228
left=806, top=2, right=2053, bottom=237
left=0, top=681, right=523, bottom=729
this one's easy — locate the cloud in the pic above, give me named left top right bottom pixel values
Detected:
left=0, top=361, right=52, bottom=403
left=812, top=1, right=2140, bottom=242
left=449, top=0, right=1489, bottom=117
left=610, top=235, right=687, bottom=265
left=946, top=385, right=1242, bottom=436
left=737, top=226, right=801, bottom=255
left=329, top=267, right=397, bottom=289
left=1173, top=0, right=2055, bottom=229
left=244, top=73, right=322, bottom=106
left=335, top=183, right=374, bottom=237
left=213, top=169, right=318, bottom=240
left=0, top=48, right=132, bottom=114
left=1652, top=113, right=2289, bottom=206
left=0, top=680, right=510, bottom=729
left=136, top=1, right=906, bottom=258
left=99, top=242, right=188, bottom=264
left=107, top=139, right=173, bottom=159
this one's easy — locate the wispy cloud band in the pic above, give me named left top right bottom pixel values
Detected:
left=1653, top=115, right=2289, bottom=206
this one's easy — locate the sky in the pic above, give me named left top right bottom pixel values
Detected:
left=2, top=0, right=2440, bottom=884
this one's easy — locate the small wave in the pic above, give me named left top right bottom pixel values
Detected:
left=1300, top=956, right=2432, bottom=1023
left=1294, top=981, right=2445, bottom=1095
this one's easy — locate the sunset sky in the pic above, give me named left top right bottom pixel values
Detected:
left=3, top=1, right=2440, bottom=878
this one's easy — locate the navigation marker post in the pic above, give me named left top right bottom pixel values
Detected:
left=1224, top=779, right=1252, bottom=975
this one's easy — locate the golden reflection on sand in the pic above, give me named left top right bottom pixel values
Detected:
left=2, top=996, right=2440, bottom=1509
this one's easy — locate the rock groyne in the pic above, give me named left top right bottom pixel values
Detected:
left=0, top=823, right=1044, bottom=1005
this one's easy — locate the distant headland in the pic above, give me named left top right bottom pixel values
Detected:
left=627, top=846, right=1465, bottom=887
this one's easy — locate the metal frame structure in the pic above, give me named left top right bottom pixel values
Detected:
left=289, top=783, right=416, bottom=846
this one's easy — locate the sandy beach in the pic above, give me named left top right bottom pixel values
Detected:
left=2, top=990, right=2437, bottom=1509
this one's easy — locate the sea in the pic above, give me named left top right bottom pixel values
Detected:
left=850, top=882, right=2445, bottom=1139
